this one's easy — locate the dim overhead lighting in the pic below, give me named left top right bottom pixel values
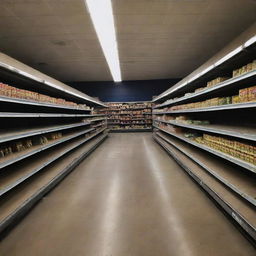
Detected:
left=85, top=0, right=122, bottom=82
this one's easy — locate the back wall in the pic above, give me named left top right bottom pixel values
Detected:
left=68, top=79, right=180, bottom=102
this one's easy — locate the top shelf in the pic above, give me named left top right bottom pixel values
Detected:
left=0, top=95, right=91, bottom=112
left=154, top=70, right=256, bottom=109
left=0, top=53, right=106, bottom=107
left=153, top=35, right=256, bottom=103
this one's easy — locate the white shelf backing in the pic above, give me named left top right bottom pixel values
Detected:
left=0, top=113, right=104, bottom=118
left=0, top=133, right=108, bottom=234
left=153, top=102, right=256, bottom=115
left=0, top=128, right=95, bottom=170
left=154, top=119, right=256, bottom=142
left=153, top=134, right=256, bottom=242
left=155, top=131, right=256, bottom=206
left=0, top=122, right=91, bottom=144
left=0, top=127, right=107, bottom=197
left=154, top=70, right=256, bottom=109
left=0, top=95, right=92, bottom=112
left=154, top=125, right=256, bottom=173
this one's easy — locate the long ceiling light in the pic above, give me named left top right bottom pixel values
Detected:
left=85, top=0, right=122, bottom=82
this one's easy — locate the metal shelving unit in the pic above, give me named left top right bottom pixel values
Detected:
left=0, top=95, right=92, bottom=111
left=155, top=119, right=256, bottom=141
left=0, top=133, right=107, bottom=234
left=155, top=131, right=256, bottom=206
left=0, top=128, right=95, bottom=170
left=103, top=101, right=152, bottom=132
left=154, top=70, right=256, bottom=109
left=152, top=35, right=256, bottom=245
left=153, top=134, right=256, bottom=244
left=155, top=125, right=256, bottom=173
left=0, top=122, right=91, bottom=144
left=153, top=34, right=256, bottom=104
left=0, top=112, right=104, bottom=118
left=153, top=102, right=256, bottom=114
left=0, top=128, right=106, bottom=197
left=0, top=56, right=108, bottom=235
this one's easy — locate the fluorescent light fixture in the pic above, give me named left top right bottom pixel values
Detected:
left=215, top=46, right=243, bottom=66
left=244, top=35, right=256, bottom=48
left=85, top=0, right=122, bottom=82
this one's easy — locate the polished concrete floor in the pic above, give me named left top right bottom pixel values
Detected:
left=0, top=133, right=255, bottom=255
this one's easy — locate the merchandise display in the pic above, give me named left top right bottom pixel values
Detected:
left=1, top=3, right=256, bottom=252
left=155, top=123, right=256, bottom=165
left=102, top=102, right=152, bottom=131
left=154, top=115, right=210, bottom=125
left=233, top=60, right=256, bottom=77
left=153, top=85, right=256, bottom=113
left=0, top=132, right=62, bottom=158
left=0, top=82, right=91, bottom=110
left=153, top=35, right=256, bottom=245
left=0, top=55, right=108, bottom=236
left=154, top=60, right=256, bottom=109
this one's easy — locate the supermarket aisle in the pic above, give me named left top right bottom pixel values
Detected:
left=0, top=133, right=255, bottom=256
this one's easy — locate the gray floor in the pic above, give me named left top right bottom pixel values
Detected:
left=0, top=133, right=255, bottom=256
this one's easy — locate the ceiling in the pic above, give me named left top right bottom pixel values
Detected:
left=0, top=0, right=255, bottom=82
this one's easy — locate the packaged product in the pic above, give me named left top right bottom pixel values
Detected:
left=247, top=85, right=256, bottom=101
left=239, top=88, right=249, bottom=102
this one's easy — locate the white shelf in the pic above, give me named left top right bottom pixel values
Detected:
left=153, top=102, right=256, bottom=115
left=155, top=131, right=256, bottom=206
left=0, top=122, right=91, bottom=144
left=154, top=119, right=256, bottom=141
left=0, top=54, right=106, bottom=107
left=154, top=70, right=256, bottom=109
left=153, top=37, right=256, bottom=103
left=0, top=128, right=95, bottom=170
left=0, top=95, right=91, bottom=111
left=154, top=125, right=256, bottom=173
left=0, top=112, right=104, bottom=118
left=0, top=133, right=107, bottom=233
left=0, top=128, right=106, bottom=197
left=153, top=134, right=256, bottom=241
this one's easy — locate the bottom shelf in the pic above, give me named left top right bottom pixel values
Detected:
left=153, top=133, right=256, bottom=245
left=110, top=128, right=152, bottom=133
left=0, top=132, right=108, bottom=235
